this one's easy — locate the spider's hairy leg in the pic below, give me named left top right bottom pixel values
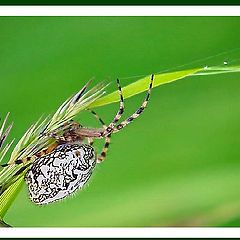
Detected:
left=87, top=109, right=112, bottom=163
left=1, top=157, right=33, bottom=168
left=0, top=142, right=59, bottom=168
left=88, top=78, right=125, bottom=136
left=88, top=137, right=94, bottom=146
left=35, top=142, right=59, bottom=158
left=12, top=162, right=32, bottom=177
left=101, top=78, right=125, bottom=136
left=87, top=109, right=107, bottom=129
left=97, top=134, right=111, bottom=163
left=108, top=78, right=125, bottom=128
left=105, top=74, right=154, bottom=135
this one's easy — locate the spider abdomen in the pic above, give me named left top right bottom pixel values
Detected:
left=25, top=143, right=96, bottom=205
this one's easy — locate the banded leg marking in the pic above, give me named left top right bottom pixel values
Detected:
left=97, top=134, right=111, bottom=163
left=1, top=156, right=34, bottom=167
left=1, top=142, right=59, bottom=168
left=88, top=110, right=111, bottom=163
left=112, top=74, right=154, bottom=133
left=88, top=109, right=107, bottom=129
left=88, top=137, right=94, bottom=146
left=101, top=79, right=125, bottom=136
left=109, top=79, right=125, bottom=126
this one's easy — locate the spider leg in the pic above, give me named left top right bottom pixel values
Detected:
left=13, top=162, right=32, bottom=176
left=87, top=109, right=107, bottom=129
left=100, top=79, right=125, bottom=135
left=1, top=156, right=34, bottom=167
left=109, top=79, right=125, bottom=126
left=105, top=74, right=154, bottom=135
left=97, top=134, right=111, bottom=163
left=87, top=137, right=94, bottom=146
left=35, top=142, right=59, bottom=158
left=1, top=142, right=59, bottom=168
left=87, top=135, right=111, bottom=162
left=87, top=110, right=112, bottom=163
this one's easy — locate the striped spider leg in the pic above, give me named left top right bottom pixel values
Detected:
left=85, top=77, right=125, bottom=162
left=87, top=109, right=111, bottom=163
left=69, top=74, right=154, bottom=161
left=103, top=74, right=154, bottom=136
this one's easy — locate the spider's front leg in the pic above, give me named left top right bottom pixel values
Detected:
left=102, top=74, right=154, bottom=137
left=86, top=110, right=112, bottom=163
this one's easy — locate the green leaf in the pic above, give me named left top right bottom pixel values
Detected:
left=89, top=68, right=203, bottom=108
left=0, top=177, right=24, bottom=220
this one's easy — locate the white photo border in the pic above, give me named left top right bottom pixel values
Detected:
left=0, top=6, right=240, bottom=238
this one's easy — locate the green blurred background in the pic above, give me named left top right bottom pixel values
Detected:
left=1, top=16, right=240, bottom=227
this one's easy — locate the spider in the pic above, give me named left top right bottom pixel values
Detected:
left=2, top=75, right=154, bottom=204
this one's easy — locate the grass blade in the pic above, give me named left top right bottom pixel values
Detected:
left=89, top=68, right=202, bottom=108
left=0, top=177, right=24, bottom=219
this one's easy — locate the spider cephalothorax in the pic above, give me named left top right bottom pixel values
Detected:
left=2, top=75, right=154, bottom=204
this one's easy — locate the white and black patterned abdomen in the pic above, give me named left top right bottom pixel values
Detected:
left=25, top=144, right=96, bottom=205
